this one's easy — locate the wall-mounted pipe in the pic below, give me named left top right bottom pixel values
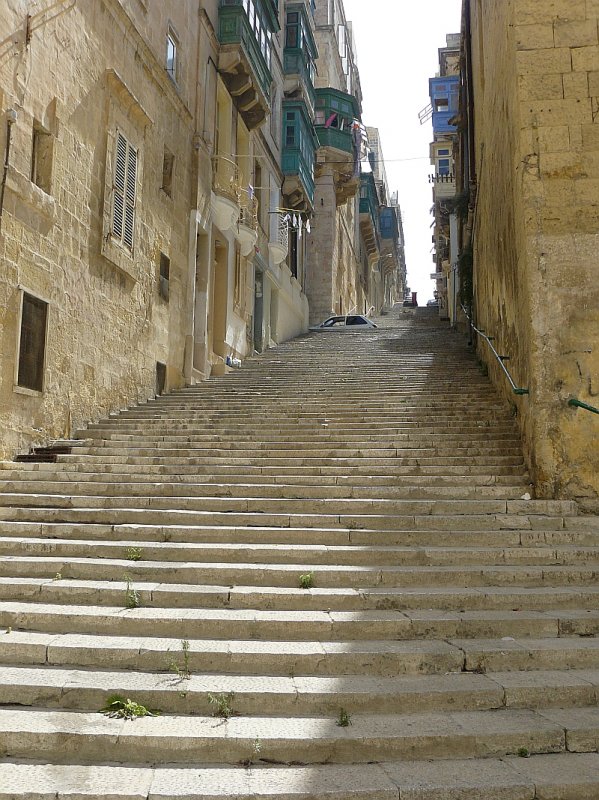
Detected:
left=0, top=109, right=18, bottom=233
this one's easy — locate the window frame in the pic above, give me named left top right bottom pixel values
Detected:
left=111, top=130, right=138, bottom=253
left=166, top=29, right=178, bottom=83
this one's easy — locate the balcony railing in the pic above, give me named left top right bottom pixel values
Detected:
left=236, top=189, right=259, bottom=255
left=212, top=155, right=241, bottom=202
left=268, top=211, right=289, bottom=265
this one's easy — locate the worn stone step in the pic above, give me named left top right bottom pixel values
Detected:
left=3, top=576, right=599, bottom=613
left=2, top=665, right=599, bottom=717
left=0, top=706, right=589, bottom=764
left=0, top=507, right=574, bottom=532
left=0, top=600, right=596, bottom=640
left=0, top=629, right=466, bottom=675
left=2, top=537, right=597, bottom=568
left=0, top=481, right=530, bottom=501
left=0, top=493, right=575, bottom=517
left=3, top=754, right=599, bottom=800
left=1, top=555, right=597, bottom=590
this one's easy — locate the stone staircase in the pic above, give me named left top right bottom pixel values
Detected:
left=1, top=308, right=599, bottom=798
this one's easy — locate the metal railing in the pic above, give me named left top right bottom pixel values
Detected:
left=568, top=398, right=599, bottom=415
left=238, top=189, right=258, bottom=230
left=461, top=306, right=529, bottom=396
left=211, top=155, right=241, bottom=203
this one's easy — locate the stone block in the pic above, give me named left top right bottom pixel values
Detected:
left=521, top=97, right=593, bottom=126
left=554, top=19, right=599, bottom=48
left=587, top=69, right=599, bottom=95
left=572, top=45, right=599, bottom=72
left=517, top=47, right=573, bottom=76
left=518, top=73, right=564, bottom=101
left=563, top=71, right=590, bottom=99
left=515, top=0, right=586, bottom=25
left=516, top=24, right=556, bottom=50
left=537, top=126, right=571, bottom=152
left=539, top=150, right=586, bottom=177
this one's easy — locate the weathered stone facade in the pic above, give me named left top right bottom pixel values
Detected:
left=461, top=0, right=599, bottom=503
left=0, top=0, right=311, bottom=460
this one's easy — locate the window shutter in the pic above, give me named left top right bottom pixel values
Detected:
left=124, top=145, right=137, bottom=250
left=112, top=132, right=137, bottom=251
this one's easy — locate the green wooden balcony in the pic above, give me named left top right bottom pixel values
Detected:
left=282, top=101, right=316, bottom=209
left=314, top=88, right=360, bottom=154
left=218, top=2, right=274, bottom=129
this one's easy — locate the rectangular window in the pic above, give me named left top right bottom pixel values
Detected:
left=112, top=131, right=137, bottom=252
left=161, top=147, right=174, bottom=196
left=17, top=293, right=48, bottom=392
left=159, top=253, right=170, bottom=301
left=437, top=148, right=450, bottom=156
left=286, top=125, right=296, bottom=147
left=166, top=31, right=177, bottom=81
left=31, top=123, right=52, bottom=194
left=438, top=158, right=450, bottom=175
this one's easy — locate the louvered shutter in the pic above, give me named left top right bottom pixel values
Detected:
left=112, top=131, right=137, bottom=251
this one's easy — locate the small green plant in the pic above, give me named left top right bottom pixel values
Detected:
left=100, top=695, right=159, bottom=719
left=53, top=573, right=62, bottom=581
left=124, top=575, right=140, bottom=609
left=336, top=708, right=352, bottom=727
left=169, top=639, right=191, bottom=680
left=5, top=627, right=12, bottom=634
left=517, top=747, right=530, bottom=758
left=208, top=691, right=236, bottom=718
left=299, top=571, right=314, bottom=590
left=125, top=546, right=143, bottom=561
left=241, top=738, right=262, bottom=768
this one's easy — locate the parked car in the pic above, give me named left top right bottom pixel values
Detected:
left=426, top=299, right=439, bottom=308
left=310, top=314, right=378, bottom=331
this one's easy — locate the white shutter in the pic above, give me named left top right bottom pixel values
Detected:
left=112, top=131, right=137, bottom=252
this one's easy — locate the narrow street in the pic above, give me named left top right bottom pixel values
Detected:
left=0, top=307, right=598, bottom=797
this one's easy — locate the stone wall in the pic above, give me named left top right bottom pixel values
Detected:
left=469, top=0, right=599, bottom=503
left=0, top=0, right=197, bottom=459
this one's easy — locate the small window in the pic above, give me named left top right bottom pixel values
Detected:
left=17, top=292, right=48, bottom=392
left=159, top=253, right=170, bottom=301
left=112, top=131, right=137, bottom=251
left=156, top=362, right=166, bottom=395
left=438, top=158, right=450, bottom=175
left=285, top=125, right=296, bottom=147
left=31, top=123, right=52, bottom=194
left=161, top=147, right=174, bottom=196
left=166, top=31, right=178, bottom=81
left=434, top=98, right=449, bottom=111
left=437, top=148, right=450, bottom=156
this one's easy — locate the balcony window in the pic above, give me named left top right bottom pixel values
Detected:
left=286, top=11, right=299, bottom=47
left=438, top=158, right=450, bottom=175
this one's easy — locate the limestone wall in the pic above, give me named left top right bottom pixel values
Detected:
left=0, top=0, right=197, bottom=458
left=469, top=0, right=599, bottom=502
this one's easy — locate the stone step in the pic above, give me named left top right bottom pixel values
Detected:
left=2, top=537, right=597, bottom=568
left=3, top=461, right=530, bottom=478
left=0, top=469, right=530, bottom=489
left=4, top=576, right=599, bottom=612
left=5, top=629, right=599, bottom=675
left=2, top=665, right=598, bottom=716
left=2, top=552, right=597, bottom=586
left=0, top=506, right=574, bottom=531
left=0, top=480, right=531, bottom=501
left=0, top=706, right=591, bottom=764
left=3, top=754, right=599, bottom=800
left=0, top=600, right=597, bottom=640
left=1, top=521, right=595, bottom=547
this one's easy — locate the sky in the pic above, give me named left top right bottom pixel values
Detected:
left=342, top=0, right=463, bottom=303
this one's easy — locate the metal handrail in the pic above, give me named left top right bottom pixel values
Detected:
left=461, top=305, right=529, bottom=396
left=568, top=398, right=599, bottom=415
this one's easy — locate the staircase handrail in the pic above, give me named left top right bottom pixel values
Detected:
left=461, top=305, right=529, bottom=396
left=568, top=398, right=599, bottom=415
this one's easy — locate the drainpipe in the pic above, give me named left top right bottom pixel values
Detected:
left=0, top=109, right=18, bottom=234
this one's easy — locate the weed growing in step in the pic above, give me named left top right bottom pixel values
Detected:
left=124, top=575, right=140, bottom=609
left=125, top=546, right=143, bottom=561
left=100, top=694, right=159, bottom=719
left=336, top=708, right=352, bottom=727
left=169, top=639, right=191, bottom=680
left=53, top=573, right=62, bottom=581
left=240, top=738, right=262, bottom=768
left=208, top=691, right=236, bottom=718
left=299, top=571, right=314, bottom=590
left=517, top=747, right=530, bottom=758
